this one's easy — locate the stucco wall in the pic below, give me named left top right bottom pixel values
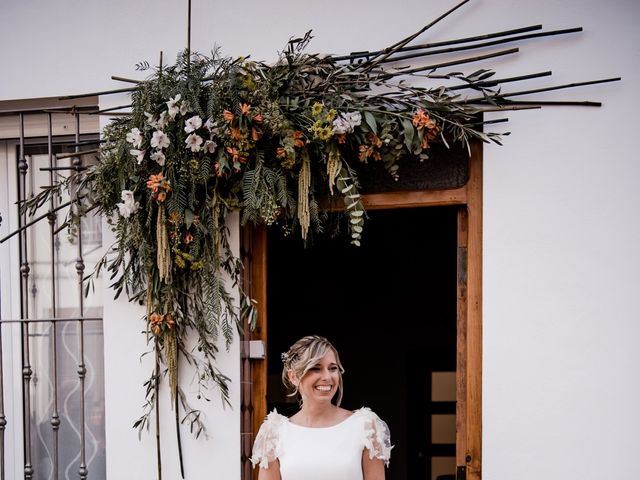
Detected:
left=2, top=1, right=639, bottom=479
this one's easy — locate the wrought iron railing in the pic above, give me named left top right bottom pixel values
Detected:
left=0, top=108, right=105, bottom=480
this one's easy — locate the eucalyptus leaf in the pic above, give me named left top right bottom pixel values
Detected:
left=364, top=111, right=377, bottom=135
left=402, top=118, right=415, bottom=150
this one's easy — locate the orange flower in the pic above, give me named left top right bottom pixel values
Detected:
left=223, top=110, right=235, bottom=123
left=184, top=231, right=193, bottom=244
left=253, top=113, right=264, bottom=123
left=230, top=127, right=243, bottom=141
left=251, top=127, right=262, bottom=142
left=165, top=313, right=175, bottom=329
left=367, top=133, right=383, bottom=148
left=149, top=312, right=164, bottom=336
left=146, top=173, right=164, bottom=193
left=156, top=191, right=167, bottom=202
left=335, top=133, right=346, bottom=144
left=276, top=147, right=286, bottom=158
left=293, top=131, right=305, bottom=148
left=226, top=146, right=248, bottom=164
left=240, top=103, right=251, bottom=115
left=412, top=109, right=436, bottom=131
left=358, top=145, right=371, bottom=162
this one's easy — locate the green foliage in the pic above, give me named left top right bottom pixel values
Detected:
left=19, top=32, right=509, bottom=447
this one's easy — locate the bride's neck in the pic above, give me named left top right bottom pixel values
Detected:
left=299, top=402, right=336, bottom=421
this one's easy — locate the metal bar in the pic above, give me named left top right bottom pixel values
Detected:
left=23, top=139, right=105, bottom=149
left=110, top=76, right=141, bottom=84
left=495, top=100, right=603, bottom=107
left=331, top=24, right=543, bottom=62
left=359, top=0, right=471, bottom=71
left=0, top=106, right=98, bottom=117
left=58, top=86, right=136, bottom=101
left=18, top=114, right=34, bottom=480
left=55, top=149, right=99, bottom=160
left=0, top=318, right=103, bottom=324
left=90, top=105, right=132, bottom=114
left=447, top=71, right=553, bottom=91
left=0, top=211, right=6, bottom=480
left=39, top=166, right=88, bottom=172
left=461, top=77, right=621, bottom=103
left=47, top=113, right=61, bottom=480
left=73, top=113, right=88, bottom=480
left=0, top=201, right=73, bottom=245
left=378, top=47, right=519, bottom=79
left=377, top=27, right=583, bottom=65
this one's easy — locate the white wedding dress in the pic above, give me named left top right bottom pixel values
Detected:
left=251, top=407, right=392, bottom=480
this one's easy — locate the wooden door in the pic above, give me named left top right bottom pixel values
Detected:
left=241, top=143, right=482, bottom=480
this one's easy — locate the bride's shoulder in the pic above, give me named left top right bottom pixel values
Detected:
left=262, top=409, right=289, bottom=426
left=351, top=406, right=383, bottom=419
left=351, top=407, right=393, bottom=465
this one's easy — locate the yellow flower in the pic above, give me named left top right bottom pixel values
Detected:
left=311, top=102, right=324, bottom=117
left=319, top=126, right=333, bottom=141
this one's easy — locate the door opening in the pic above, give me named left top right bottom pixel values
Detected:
left=266, top=207, right=458, bottom=480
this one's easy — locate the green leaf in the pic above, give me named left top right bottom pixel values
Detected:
left=185, top=209, right=195, bottom=228
left=364, top=111, right=377, bottom=135
left=402, top=118, right=414, bottom=151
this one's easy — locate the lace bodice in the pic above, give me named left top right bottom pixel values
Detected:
left=251, top=407, right=392, bottom=480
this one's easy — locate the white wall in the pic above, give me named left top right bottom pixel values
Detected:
left=2, top=1, right=639, bottom=479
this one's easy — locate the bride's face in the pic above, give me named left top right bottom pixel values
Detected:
left=295, top=349, right=341, bottom=405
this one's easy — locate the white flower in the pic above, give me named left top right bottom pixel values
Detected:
left=117, top=190, right=140, bottom=219
left=184, top=115, right=203, bottom=134
left=121, top=190, right=135, bottom=203
left=180, top=102, right=188, bottom=116
left=203, top=140, right=217, bottom=154
left=150, top=130, right=170, bottom=149
left=331, top=112, right=362, bottom=135
left=166, top=94, right=182, bottom=119
left=345, top=111, right=362, bottom=127
left=125, top=127, right=143, bottom=148
left=331, top=116, right=351, bottom=135
left=129, top=149, right=146, bottom=164
left=185, top=133, right=203, bottom=152
left=144, top=112, right=158, bottom=128
left=151, top=151, right=166, bottom=166
left=157, top=111, right=170, bottom=129
left=204, top=118, right=215, bottom=131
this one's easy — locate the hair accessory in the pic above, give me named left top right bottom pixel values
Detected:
left=281, top=351, right=288, bottom=363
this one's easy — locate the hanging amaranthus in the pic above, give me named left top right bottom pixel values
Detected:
left=156, top=206, right=170, bottom=282
left=327, top=148, right=342, bottom=196
left=297, top=155, right=310, bottom=241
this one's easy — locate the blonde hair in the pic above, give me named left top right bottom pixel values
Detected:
left=281, top=335, right=345, bottom=406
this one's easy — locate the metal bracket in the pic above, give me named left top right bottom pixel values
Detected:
left=241, top=340, right=266, bottom=359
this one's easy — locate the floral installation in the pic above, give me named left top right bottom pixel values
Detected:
left=16, top=16, right=618, bottom=475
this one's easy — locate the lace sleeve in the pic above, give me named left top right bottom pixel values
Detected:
left=361, top=408, right=393, bottom=466
left=250, top=410, right=285, bottom=469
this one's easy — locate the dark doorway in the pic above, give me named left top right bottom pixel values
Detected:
left=266, top=206, right=458, bottom=480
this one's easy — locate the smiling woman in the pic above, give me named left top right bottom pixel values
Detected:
left=251, top=335, right=392, bottom=480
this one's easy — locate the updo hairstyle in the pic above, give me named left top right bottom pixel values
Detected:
left=281, top=335, right=345, bottom=406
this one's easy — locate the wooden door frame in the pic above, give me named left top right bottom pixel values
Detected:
left=241, top=142, right=482, bottom=480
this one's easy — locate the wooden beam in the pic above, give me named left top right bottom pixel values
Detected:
left=465, top=142, right=483, bottom=480
left=361, top=187, right=467, bottom=210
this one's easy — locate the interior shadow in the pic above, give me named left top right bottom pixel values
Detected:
left=267, top=206, right=458, bottom=480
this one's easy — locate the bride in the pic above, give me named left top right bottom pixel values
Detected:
left=251, top=335, right=392, bottom=480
